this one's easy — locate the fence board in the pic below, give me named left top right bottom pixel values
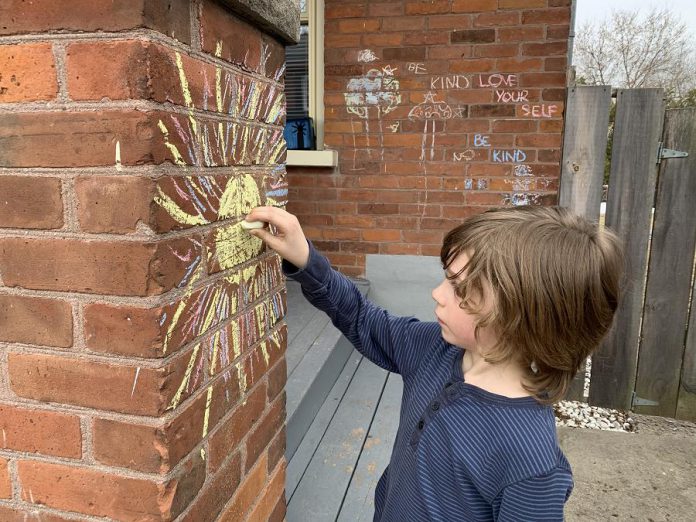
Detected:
left=559, top=85, right=612, bottom=401
left=588, top=89, right=664, bottom=410
left=677, top=265, right=696, bottom=420
left=634, top=108, right=696, bottom=417
left=559, top=85, right=612, bottom=216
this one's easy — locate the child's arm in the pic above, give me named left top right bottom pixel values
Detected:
left=245, top=206, right=437, bottom=376
left=494, top=470, right=573, bottom=521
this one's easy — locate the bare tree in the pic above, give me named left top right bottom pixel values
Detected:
left=574, top=7, right=696, bottom=100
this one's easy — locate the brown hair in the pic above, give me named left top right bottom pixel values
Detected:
left=440, top=206, right=624, bottom=404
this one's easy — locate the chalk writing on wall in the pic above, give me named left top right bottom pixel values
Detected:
left=358, top=49, right=378, bottom=63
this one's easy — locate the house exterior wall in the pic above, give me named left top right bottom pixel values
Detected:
left=287, top=0, right=571, bottom=277
left=0, top=1, right=297, bottom=519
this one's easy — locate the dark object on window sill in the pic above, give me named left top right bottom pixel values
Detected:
left=284, top=117, right=315, bottom=150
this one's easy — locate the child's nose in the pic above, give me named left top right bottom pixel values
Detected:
left=432, top=280, right=445, bottom=304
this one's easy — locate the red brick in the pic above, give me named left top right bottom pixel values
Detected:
left=267, top=357, right=287, bottom=403
left=495, top=57, right=544, bottom=72
left=545, top=56, right=567, bottom=71
left=267, top=494, right=287, bottom=522
left=0, top=506, right=77, bottom=522
left=217, top=452, right=268, bottom=521
left=361, top=229, right=402, bottom=242
left=404, top=32, right=450, bottom=46
left=499, top=0, right=545, bottom=7
left=522, top=8, right=571, bottom=25
left=522, top=41, right=568, bottom=56
left=518, top=72, right=567, bottom=87
left=8, top=348, right=202, bottom=416
left=450, top=59, right=496, bottom=73
left=493, top=119, right=538, bottom=133
left=428, top=14, right=472, bottom=30
left=326, top=4, right=368, bottom=18
left=179, top=452, right=242, bottom=522
left=452, top=0, right=497, bottom=12
left=267, top=424, right=286, bottom=475
left=381, top=243, right=421, bottom=255
left=244, top=394, right=285, bottom=472
left=338, top=19, right=381, bottom=33
left=405, top=1, right=451, bottom=15
left=200, top=0, right=284, bottom=78
left=325, top=33, right=362, bottom=48
left=0, top=457, right=11, bottom=499
left=451, top=29, right=495, bottom=43
left=95, top=371, right=244, bottom=473
left=76, top=175, right=155, bottom=233
left=83, top=303, right=163, bottom=358
left=0, top=0, right=192, bottom=42
left=0, top=404, right=81, bottom=458
left=382, top=47, right=427, bottom=61
left=0, top=236, right=199, bottom=296
left=498, top=26, right=545, bottom=42
left=382, top=16, right=426, bottom=31
left=246, top=462, right=286, bottom=522
left=369, top=3, right=404, bottom=17
left=0, top=295, right=72, bottom=347
left=516, top=133, right=562, bottom=147
left=17, top=456, right=204, bottom=520
left=474, top=11, right=520, bottom=26
left=92, top=419, right=164, bottom=473
left=0, top=176, right=63, bottom=229
left=209, top=381, right=267, bottom=472
left=0, top=43, right=57, bottom=102
left=474, top=44, right=519, bottom=58
left=547, top=25, right=570, bottom=39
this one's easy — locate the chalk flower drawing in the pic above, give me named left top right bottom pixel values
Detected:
left=408, top=92, right=453, bottom=161
left=155, top=43, right=287, bottom=458
left=344, top=66, right=402, bottom=166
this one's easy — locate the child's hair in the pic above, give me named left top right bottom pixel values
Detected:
left=440, top=206, right=624, bottom=404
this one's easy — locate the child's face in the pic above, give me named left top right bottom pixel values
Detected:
left=431, top=252, right=496, bottom=353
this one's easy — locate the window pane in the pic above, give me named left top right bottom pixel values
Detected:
left=299, top=0, right=308, bottom=16
left=285, top=24, right=309, bottom=120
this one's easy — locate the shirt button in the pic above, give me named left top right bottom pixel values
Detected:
left=431, top=401, right=440, bottom=411
left=418, top=420, right=425, bottom=430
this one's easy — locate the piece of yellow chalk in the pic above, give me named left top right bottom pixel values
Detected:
left=240, top=220, right=265, bottom=230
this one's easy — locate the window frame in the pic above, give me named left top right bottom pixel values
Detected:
left=287, top=0, right=337, bottom=166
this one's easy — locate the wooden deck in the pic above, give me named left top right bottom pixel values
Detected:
left=284, top=281, right=401, bottom=521
left=283, top=256, right=441, bottom=521
left=286, top=353, right=402, bottom=521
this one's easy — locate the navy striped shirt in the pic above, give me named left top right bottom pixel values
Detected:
left=285, top=244, right=573, bottom=521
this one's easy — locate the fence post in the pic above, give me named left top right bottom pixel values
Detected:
left=588, top=89, right=664, bottom=411
left=559, top=85, right=612, bottom=401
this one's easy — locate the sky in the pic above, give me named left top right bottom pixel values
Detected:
left=574, top=0, right=696, bottom=37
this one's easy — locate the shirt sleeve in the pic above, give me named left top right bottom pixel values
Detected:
left=493, top=469, right=574, bottom=522
left=283, top=241, right=439, bottom=377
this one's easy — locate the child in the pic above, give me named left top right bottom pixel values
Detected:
left=244, top=205, right=623, bottom=521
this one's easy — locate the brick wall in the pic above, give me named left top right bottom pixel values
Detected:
left=287, top=0, right=571, bottom=276
left=0, top=1, right=295, bottom=520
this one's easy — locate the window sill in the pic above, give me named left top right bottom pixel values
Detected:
left=286, top=149, right=337, bottom=167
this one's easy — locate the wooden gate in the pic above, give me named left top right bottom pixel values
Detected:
left=559, top=86, right=696, bottom=421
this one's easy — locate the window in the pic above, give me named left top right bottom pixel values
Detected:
left=285, top=0, right=336, bottom=165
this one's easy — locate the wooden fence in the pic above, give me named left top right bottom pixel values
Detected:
left=559, top=86, right=696, bottom=421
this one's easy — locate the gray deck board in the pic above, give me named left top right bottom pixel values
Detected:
left=286, top=350, right=363, bottom=500
left=286, top=357, right=389, bottom=522
left=337, top=372, right=403, bottom=522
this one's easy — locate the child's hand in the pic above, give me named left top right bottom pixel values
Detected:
left=244, top=206, right=310, bottom=269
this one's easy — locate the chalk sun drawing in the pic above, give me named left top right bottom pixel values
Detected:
left=155, top=43, right=287, bottom=459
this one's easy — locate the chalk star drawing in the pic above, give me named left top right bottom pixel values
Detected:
left=388, top=122, right=400, bottom=133
left=408, top=92, right=453, bottom=161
